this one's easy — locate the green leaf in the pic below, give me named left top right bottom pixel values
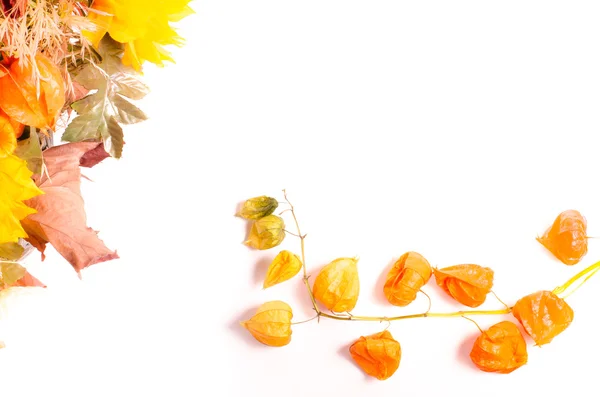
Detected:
left=0, top=243, right=24, bottom=261
left=64, top=35, right=148, bottom=158
left=62, top=111, right=107, bottom=142
left=112, top=74, right=149, bottom=100
left=0, top=261, right=27, bottom=287
left=14, top=128, right=44, bottom=174
left=106, top=116, right=124, bottom=158
left=111, top=94, right=148, bottom=124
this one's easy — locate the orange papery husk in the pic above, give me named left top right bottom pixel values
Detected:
left=312, top=257, right=360, bottom=312
left=470, top=321, right=528, bottom=374
left=383, top=251, right=432, bottom=306
left=0, top=54, right=66, bottom=131
left=512, top=290, right=574, bottom=346
left=240, top=301, right=293, bottom=347
left=537, top=210, right=588, bottom=265
left=433, top=264, right=493, bottom=308
left=349, top=330, right=401, bottom=380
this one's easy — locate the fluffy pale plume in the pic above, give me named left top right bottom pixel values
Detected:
left=85, top=0, right=194, bottom=70
left=0, top=154, right=44, bottom=244
left=22, top=142, right=118, bottom=274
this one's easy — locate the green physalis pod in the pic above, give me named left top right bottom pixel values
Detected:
left=236, top=196, right=278, bottom=220
left=245, top=215, right=286, bottom=250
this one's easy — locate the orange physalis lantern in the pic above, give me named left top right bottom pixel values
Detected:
left=433, top=264, right=493, bottom=308
left=537, top=210, right=588, bottom=265
left=349, top=330, right=401, bottom=380
left=470, top=321, right=528, bottom=374
left=313, top=257, right=360, bottom=312
left=0, top=54, right=66, bottom=131
left=383, top=251, right=432, bottom=306
left=512, top=290, right=574, bottom=346
left=263, top=250, right=302, bottom=289
left=240, top=301, right=293, bottom=347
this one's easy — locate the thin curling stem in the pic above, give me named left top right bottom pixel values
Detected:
left=552, top=260, right=600, bottom=299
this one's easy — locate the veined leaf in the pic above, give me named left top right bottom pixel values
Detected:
left=14, top=128, right=44, bottom=174
left=0, top=243, right=24, bottom=261
left=0, top=262, right=27, bottom=287
left=62, top=35, right=149, bottom=158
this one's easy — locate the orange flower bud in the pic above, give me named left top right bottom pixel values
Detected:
left=537, top=210, right=588, bottom=265
left=512, top=290, right=573, bottom=346
left=383, top=251, right=432, bottom=306
left=433, top=264, right=493, bottom=308
left=240, top=301, right=293, bottom=347
left=470, top=321, right=528, bottom=374
left=349, top=330, right=401, bottom=380
left=313, top=257, right=360, bottom=312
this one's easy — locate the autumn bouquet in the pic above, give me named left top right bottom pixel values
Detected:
left=0, top=1, right=192, bottom=321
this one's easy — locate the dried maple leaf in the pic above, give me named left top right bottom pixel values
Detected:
left=349, top=330, right=401, bottom=380
left=469, top=321, right=528, bottom=374
left=240, top=301, right=293, bottom=347
left=433, top=264, right=494, bottom=308
left=0, top=54, right=65, bottom=130
left=22, top=142, right=118, bottom=274
left=512, top=290, right=574, bottom=346
left=383, top=251, right=432, bottom=306
left=537, top=210, right=588, bottom=265
left=263, top=250, right=302, bottom=289
left=313, top=257, right=360, bottom=312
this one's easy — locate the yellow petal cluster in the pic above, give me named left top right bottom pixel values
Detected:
left=86, top=0, right=194, bottom=70
left=0, top=155, right=43, bottom=244
left=244, top=215, right=285, bottom=250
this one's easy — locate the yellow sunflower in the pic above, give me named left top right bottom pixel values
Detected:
left=0, top=154, right=43, bottom=245
left=86, top=0, right=194, bottom=71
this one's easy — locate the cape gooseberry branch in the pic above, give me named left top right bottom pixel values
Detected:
left=238, top=191, right=599, bottom=379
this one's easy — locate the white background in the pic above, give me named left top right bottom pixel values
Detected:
left=2, top=1, right=600, bottom=396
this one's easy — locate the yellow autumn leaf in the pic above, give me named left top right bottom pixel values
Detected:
left=0, top=112, right=17, bottom=158
left=313, top=257, right=360, bottom=312
left=244, top=215, right=285, bottom=250
left=240, top=301, right=293, bottom=347
left=0, top=154, right=44, bottom=244
left=263, top=250, right=302, bottom=289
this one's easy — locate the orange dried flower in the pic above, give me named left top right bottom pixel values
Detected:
left=0, top=55, right=66, bottom=130
left=313, top=257, right=360, bottom=312
left=537, top=210, right=588, bottom=265
left=349, top=330, right=401, bottom=380
left=383, top=251, right=432, bottom=306
left=263, top=250, right=302, bottom=289
left=512, top=290, right=574, bottom=346
left=433, top=264, right=493, bottom=308
left=470, top=321, right=528, bottom=374
left=240, top=301, right=293, bottom=347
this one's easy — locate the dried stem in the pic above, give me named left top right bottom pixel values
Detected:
left=282, top=191, right=513, bottom=324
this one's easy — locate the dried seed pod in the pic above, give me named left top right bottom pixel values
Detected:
left=240, top=301, right=293, bottom=347
left=263, top=250, right=303, bottom=289
left=349, top=330, right=401, bottom=380
left=244, top=215, right=285, bottom=250
left=512, top=290, right=574, bottom=346
left=537, top=210, right=588, bottom=265
left=236, top=196, right=278, bottom=220
left=470, top=321, right=528, bottom=374
left=0, top=54, right=65, bottom=130
left=433, top=264, right=493, bottom=308
left=313, top=257, right=360, bottom=312
left=383, top=251, right=432, bottom=306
